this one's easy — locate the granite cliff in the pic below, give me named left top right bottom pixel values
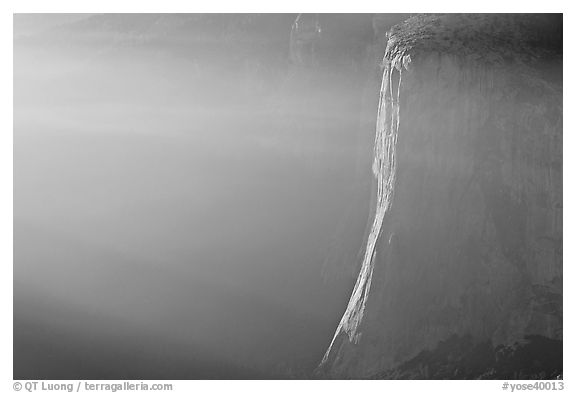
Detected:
left=319, top=14, right=562, bottom=379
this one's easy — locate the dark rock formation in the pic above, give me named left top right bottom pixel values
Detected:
left=319, top=14, right=562, bottom=379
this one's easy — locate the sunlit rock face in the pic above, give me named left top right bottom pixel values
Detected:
left=320, top=14, right=562, bottom=379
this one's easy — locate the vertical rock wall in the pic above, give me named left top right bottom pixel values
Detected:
left=320, top=14, right=562, bottom=379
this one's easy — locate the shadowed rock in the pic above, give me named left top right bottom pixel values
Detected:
left=319, top=14, right=562, bottom=379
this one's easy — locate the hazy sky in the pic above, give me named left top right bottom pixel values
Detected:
left=14, top=14, right=377, bottom=378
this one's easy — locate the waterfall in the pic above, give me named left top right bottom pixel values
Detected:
left=320, top=53, right=407, bottom=365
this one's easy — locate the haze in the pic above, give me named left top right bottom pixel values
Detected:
left=13, top=14, right=376, bottom=378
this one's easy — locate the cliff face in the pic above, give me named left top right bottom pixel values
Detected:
left=320, top=14, right=562, bottom=379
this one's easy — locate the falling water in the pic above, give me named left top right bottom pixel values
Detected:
left=320, top=53, right=407, bottom=365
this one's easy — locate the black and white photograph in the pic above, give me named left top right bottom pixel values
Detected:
left=11, top=9, right=566, bottom=384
